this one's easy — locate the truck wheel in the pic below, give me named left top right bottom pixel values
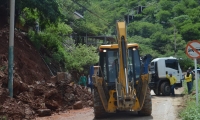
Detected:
left=161, top=82, right=170, bottom=96
left=138, top=87, right=152, bottom=116
left=93, top=86, right=108, bottom=118
left=153, top=88, right=161, bottom=96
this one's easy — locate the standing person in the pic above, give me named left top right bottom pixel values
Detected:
left=87, top=75, right=93, bottom=93
left=185, top=71, right=192, bottom=94
left=78, top=74, right=87, bottom=89
left=166, top=71, right=177, bottom=96
left=109, top=59, right=118, bottom=82
left=35, top=21, right=40, bottom=33
left=188, top=67, right=195, bottom=88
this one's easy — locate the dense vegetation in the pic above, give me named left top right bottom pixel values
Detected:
left=1, top=0, right=200, bottom=72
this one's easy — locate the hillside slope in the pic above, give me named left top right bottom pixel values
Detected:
left=0, top=26, right=52, bottom=84
left=0, top=25, right=93, bottom=119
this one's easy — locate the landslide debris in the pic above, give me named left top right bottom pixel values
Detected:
left=0, top=26, right=93, bottom=119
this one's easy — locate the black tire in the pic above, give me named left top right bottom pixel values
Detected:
left=153, top=88, right=161, bottom=96
left=93, top=86, right=108, bottom=118
left=161, top=82, right=170, bottom=96
left=138, top=87, right=152, bottom=116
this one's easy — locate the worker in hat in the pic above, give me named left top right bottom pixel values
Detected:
left=188, top=67, right=195, bottom=88
left=166, top=71, right=177, bottom=96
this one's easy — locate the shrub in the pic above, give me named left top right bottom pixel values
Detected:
left=28, top=22, right=98, bottom=72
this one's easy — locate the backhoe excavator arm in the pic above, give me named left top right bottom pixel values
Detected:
left=115, top=21, right=152, bottom=111
left=116, top=22, right=129, bottom=96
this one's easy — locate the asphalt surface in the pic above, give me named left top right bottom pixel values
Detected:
left=37, top=88, right=184, bottom=120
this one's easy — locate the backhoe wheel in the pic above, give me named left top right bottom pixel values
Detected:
left=93, top=86, right=108, bottom=118
left=138, top=87, right=152, bottom=116
left=161, top=82, right=170, bottom=96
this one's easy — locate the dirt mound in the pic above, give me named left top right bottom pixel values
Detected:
left=0, top=26, right=93, bottom=119
left=0, top=26, right=51, bottom=84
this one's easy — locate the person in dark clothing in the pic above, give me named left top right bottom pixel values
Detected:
left=128, top=70, right=133, bottom=81
left=109, top=59, right=118, bottom=82
left=87, top=75, right=93, bottom=93
left=35, top=21, right=40, bottom=33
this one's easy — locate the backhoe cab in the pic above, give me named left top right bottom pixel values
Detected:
left=92, top=21, right=152, bottom=118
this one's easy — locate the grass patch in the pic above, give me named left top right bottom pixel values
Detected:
left=179, top=79, right=200, bottom=120
left=179, top=101, right=200, bottom=120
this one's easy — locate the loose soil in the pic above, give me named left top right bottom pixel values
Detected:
left=0, top=25, right=93, bottom=119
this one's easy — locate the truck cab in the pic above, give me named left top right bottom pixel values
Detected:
left=149, top=57, right=184, bottom=96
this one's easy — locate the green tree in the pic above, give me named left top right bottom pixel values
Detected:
left=180, top=23, right=200, bottom=41
left=16, top=0, right=62, bottom=24
left=155, top=10, right=171, bottom=23
left=66, top=44, right=99, bottom=71
left=128, top=21, right=163, bottom=38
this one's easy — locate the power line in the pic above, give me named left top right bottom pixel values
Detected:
left=72, top=0, right=108, bottom=24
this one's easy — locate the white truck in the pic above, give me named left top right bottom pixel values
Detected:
left=149, top=57, right=184, bottom=96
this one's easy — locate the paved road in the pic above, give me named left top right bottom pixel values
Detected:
left=37, top=88, right=184, bottom=120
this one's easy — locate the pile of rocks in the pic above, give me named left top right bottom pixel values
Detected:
left=0, top=71, right=93, bottom=119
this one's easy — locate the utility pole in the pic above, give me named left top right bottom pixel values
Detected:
left=85, top=19, right=87, bottom=44
left=8, top=0, right=15, bottom=97
left=174, top=25, right=177, bottom=58
left=127, top=14, right=129, bottom=24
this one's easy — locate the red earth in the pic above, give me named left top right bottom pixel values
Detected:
left=0, top=23, right=92, bottom=119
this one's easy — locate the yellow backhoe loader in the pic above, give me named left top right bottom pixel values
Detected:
left=92, top=21, right=152, bottom=118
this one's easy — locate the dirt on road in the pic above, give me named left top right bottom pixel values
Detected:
left=36, top=88, right=185, bottom=120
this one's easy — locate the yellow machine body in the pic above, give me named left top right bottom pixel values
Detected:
left=93, top=21, right=152, bottom=116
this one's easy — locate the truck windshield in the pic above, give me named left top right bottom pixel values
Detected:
left=165, top=59, right=178, bottom=70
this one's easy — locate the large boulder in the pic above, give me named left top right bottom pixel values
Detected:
left=36, top=109, right=51, bottom=117
left=73, top=101, right=83, bottom=109
left=45, top=100, right=59, bottom=111
left=87, top=100, right=93, bottom=107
